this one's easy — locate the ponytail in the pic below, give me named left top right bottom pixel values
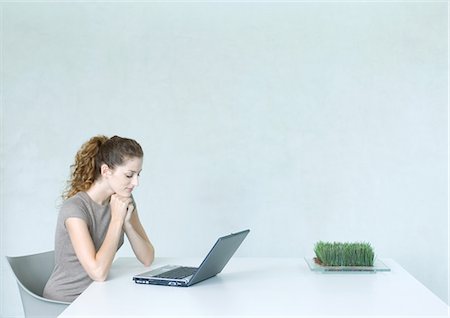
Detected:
left=64, top=135, right=108, bottom=199
left=63, top=135, right=143, bottom=199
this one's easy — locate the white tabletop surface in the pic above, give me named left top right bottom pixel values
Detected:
left=59, top=257, right=449, bottom=318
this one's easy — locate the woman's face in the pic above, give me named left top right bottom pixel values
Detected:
left=106, top=157, right=143, bottom=197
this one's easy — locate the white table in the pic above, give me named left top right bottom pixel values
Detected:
left=59, top=257, right=449, bottom=317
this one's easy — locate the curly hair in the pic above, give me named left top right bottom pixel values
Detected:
left=64, top=135, right=143, bottom=199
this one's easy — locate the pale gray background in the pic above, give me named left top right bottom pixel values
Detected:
left=0, top=2, right=448, bottom=317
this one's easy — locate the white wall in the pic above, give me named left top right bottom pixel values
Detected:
left=1, top=2, right=448, bottom=317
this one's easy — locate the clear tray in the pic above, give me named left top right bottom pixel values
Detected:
left=305, top=257, right=391, bottom=273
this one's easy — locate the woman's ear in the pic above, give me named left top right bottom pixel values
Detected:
left=101, top=163, right=112, bottom=177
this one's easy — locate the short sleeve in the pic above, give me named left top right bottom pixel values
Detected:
left=59, top=195, right=91, bottom=229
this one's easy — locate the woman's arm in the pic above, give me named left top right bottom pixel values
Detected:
left=66, top=217, right=123, bottom=281
left=65, top=194, right=130, bottom=281
left=123, top=204, right=155, bottom=267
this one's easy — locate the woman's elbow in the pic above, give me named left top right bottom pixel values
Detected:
left=142, top=249, right=155, bottom=267
left=88, top=267, right=109, bottom=282
left=142, top=255, right=154, bottom=267
left=91, top=274, right=107, bottom=282
left=142, top=259, right=152, bottom=267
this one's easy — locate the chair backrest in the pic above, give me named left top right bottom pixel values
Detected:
left=6, top=251, right=70, bottom=318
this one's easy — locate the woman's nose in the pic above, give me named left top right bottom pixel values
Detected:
left=132, top=175, right=139, bottom=187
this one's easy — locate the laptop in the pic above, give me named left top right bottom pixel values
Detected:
left=133, top=229, right=250, bottom=287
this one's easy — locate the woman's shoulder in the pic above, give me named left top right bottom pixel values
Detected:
left=59, top=192, right=91, bottom=219
left=63, top=192, right=90, bottom=207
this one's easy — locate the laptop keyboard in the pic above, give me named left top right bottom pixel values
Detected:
left=154, top=266, right=197, bottom=279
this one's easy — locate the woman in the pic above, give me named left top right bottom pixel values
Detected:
left=44, top=135, right=154, bottom=302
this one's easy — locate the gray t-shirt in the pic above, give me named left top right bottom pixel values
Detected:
left=43, top=192, right=124, bottom=302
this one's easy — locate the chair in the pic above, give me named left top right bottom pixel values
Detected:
left=6, top=250, right=70, bottom=318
